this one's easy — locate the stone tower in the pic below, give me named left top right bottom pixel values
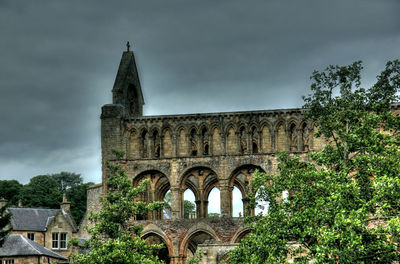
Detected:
left=112, top=50, right=144, bottom=118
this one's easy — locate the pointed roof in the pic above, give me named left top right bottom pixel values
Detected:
left=7, top=207, right=77, bottom=232
left=0, top=234, right=68, bottom=260
left=112, top=51, right=144, bottom=104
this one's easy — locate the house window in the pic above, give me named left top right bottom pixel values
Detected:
left=4, top=260, right=14, bottom=264
left=60, top=233, right=67, bottom=249
left=27, top=232, right=35, bottom=241
left=52, top=232, right=59, bottom=249
left=52, top=232, right=68, bottom=249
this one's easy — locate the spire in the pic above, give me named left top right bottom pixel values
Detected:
left=112, top=43, right=144, bottom=118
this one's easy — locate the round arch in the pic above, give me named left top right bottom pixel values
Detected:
left=231, top=227, right=252, bottom=243
left=180, top=224, right=218, bottom=257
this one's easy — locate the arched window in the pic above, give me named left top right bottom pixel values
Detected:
left=251, top=126, right=259, bottom=154
left=232, top=186, right=243, bottom=217
left=207, top=187, right=220, bottom=218
left=152, top=130, right=161, bottom=158
left=301, top=123, right=310, bottom=151
left=239, top=126, right=247, bottom=154
left=201, top=127, right=210, bottom=155
left=289, top=123, right=298, bottom=152
left=141, top=130, right=148, bottom=158
left=163, top=190, right=172, bottom=219
left=190, top=129, right=198, bottom=156
left=184, top=189, right=196, bottom=219
left=255, top=186, right=269, bottom=216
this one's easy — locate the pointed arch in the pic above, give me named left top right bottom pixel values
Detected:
left=177, top=126, right=187, bottom=156
left=261, top=122, right=272, bottom=153
left=162, top=127, right=173, bottom=157
left=275, top=120, right=286, bottom=151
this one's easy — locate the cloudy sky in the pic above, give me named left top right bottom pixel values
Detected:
left=1, top=0, right=399, bottom=185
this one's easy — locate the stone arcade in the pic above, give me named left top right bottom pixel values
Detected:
left=81, top=49, right=325, bottom=263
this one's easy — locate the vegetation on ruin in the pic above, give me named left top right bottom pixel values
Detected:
left=229, top=60, right=400, bottom=263
left=70, top=150, right=165, bottom=264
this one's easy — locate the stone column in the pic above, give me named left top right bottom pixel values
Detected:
left=203, top=200, right=209, bottom=218
left=172, top=133, right=178, bottom=157
left=271, top=130, right=276, bottom=151
left=160, top=135, right=164, bottom=157
left=170, top=186, right=181, bottom=219
left=221, top=132, right=226, bottom=155
left=219, top=180, right=231, bottom=217
left=195, top=200, right=202, bottom=218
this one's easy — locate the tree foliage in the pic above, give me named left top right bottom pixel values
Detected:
left=50, top=171, right=83, bottom=193
left=71, top=150, right=165, bottom=264
left=229, top=60, right=400, bottom=263
left=184, top=200, right=195, bottom=219
left=0, top=180, right=22, bottom=206
left=0, top=202, right=11, bottom=246
left=19, top=175, right=62, bottom=208
left=66, top=182, right=94, bottom=224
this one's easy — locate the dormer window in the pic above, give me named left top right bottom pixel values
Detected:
left=27, top=233, right=35, bottom=241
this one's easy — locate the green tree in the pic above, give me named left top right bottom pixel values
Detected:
left=66, top=182, right=94, bottom=224
left=50, top=171, right=83, bottom=193
left=207, top=213, right=220, bottom=218
left=0, top=180, right=22, bottom=206
left=0, top=201, right=11, bottom=246
left=184, top=200, right=195, bottom=219
left=71, top=150, right=164, bottom=264
left=229, top=60, right=400, bottom=263
left=19, top=175, right=62, bottom=208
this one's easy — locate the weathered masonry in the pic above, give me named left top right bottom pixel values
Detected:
left=86, top=49, right=325, bottom=263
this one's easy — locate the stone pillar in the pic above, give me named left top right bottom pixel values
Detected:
left=172, top=133, right=178, bottom=157
left=170, top=186, right=181, bottom=219
left=242, top=197, right=251, bottom=216
left=195, top=200, right=202, bottom=219
left=160, top=135, right=164, bottom=157
left=203, top=200, right=209, bottom=218
left=219, top=180, right=231, bottom=217
left=221, top=132, right=226, bottom=155
left=171, top=256, right=185, bottom=264
left=271, top=130, right=276, bottom=151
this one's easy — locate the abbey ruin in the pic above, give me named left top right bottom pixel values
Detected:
left=82, top=49, right=325, bottom=263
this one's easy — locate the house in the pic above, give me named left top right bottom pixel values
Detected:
left=6, top=195, right=78, bottom=260
left=0, top=234, right=68, bottom=264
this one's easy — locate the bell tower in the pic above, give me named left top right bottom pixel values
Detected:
left=112, top=42, right=144, bottom=117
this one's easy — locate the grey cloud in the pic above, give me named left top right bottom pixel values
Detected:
left=0, top=0, right=399, bottom=183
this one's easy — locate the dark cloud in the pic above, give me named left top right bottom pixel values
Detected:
left=1, top=0, right=399, bottom=183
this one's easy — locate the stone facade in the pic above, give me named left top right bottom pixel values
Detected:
left=83, top=49, right=328, bottom=263
left=0, top=256, right=63, bottom=264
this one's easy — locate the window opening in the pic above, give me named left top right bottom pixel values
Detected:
left=52, top=233, right=59, bottom=249
left=255, top=186, right=269, bottom=216
left=232, top=186, right=243, bottom=217
left=184, top=189, right=196, bottom=219
left=163, top=190, right=172, bottom=219
left=207, top=187, right=220, bottom=218
left=27, top=233, right=35, bottom=241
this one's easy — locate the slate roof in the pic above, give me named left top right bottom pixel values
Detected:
left=7, top=207, right=77, bottom=232
left=0, top=234, right=68, bottom=260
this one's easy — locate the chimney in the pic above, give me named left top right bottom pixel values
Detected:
left=0, top=198, right=7, bottom=209
left=60, top=194, right=71, bottom=212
